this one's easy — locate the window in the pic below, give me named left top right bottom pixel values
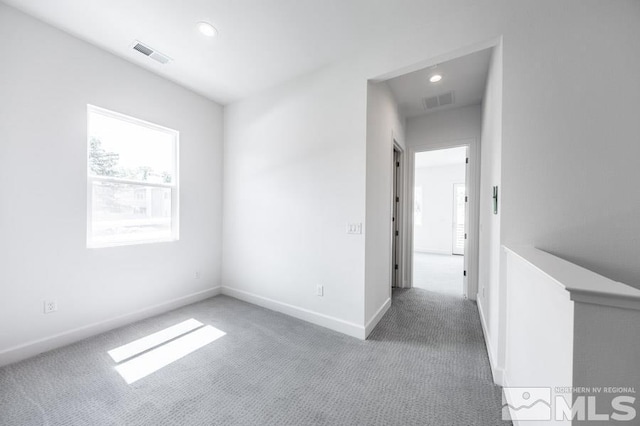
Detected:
left=414, top=186, right=423, bottom=226
left=453, top=183, right=466, bottom=255
left=87, top=105, right=178, bottom=248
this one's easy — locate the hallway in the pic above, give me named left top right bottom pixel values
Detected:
left=370, top=288, right=506, bottom=424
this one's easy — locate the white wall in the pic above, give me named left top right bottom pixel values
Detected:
left=364, top=81, right=405, bottom=331
left=497, top=1, right=640, bottom=291
left=222, top=62, right=368, bottom=337
left=224, top=0, right=640, bottom=340
left=0, top=5, right=224, bottom=362
left=477, top=44, right=503, bottom=374
left=406, top=105, right=482, bottom=150
left=413, top=164, right=466, bottom=254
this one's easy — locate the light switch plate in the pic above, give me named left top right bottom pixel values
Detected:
left=346, top=223, right=362, bottom=234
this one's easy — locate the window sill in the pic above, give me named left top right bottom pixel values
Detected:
left=87, top=238, right=179, bottom=249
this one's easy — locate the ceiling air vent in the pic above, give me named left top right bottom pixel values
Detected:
left=132, top=41, right=171, bottom=65
left=423, top=91, right=455, bottom=110
left=424, top=96, right=439, bottom=109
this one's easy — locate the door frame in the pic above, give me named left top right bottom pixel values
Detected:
left=406, top=138, right=480, bottom=300
left=390, top=140, right=405, bottom=290
left=452, top=182, right=466, bottom=256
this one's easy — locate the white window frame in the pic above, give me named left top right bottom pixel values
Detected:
left=86, top=105, right=179, bottom=248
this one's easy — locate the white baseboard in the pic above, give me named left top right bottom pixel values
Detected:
left=221, top=286, right=366, bottom=339
left=414, top=248, right=452, bottom=255
left=2, top=286, right=384, bottom=366
left=0, top=286, right=222, bottom=367
left=364, top=298, right=391, bottom=338
left=477, top=296, right=504, bottom=385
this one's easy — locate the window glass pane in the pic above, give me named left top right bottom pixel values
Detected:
left=89, top=111, right=175, bottom=184
left=454, top=184, right=466, bottom=253
left=414, top=186, right=423, bottom=226
left=91, top=181, right=172, bottom=246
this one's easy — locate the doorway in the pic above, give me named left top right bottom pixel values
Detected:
left=373, top=44, right=492, bottom=301
left=412, top=146, right=468, bottom=297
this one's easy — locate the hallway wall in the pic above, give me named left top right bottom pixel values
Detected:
left=499, top=3, right=640, bottom=290
left=406, top=105, right=482, bottom=150
left=477, top=44, right=503, bottom=375
left=364, top=81, right=405, bottom=329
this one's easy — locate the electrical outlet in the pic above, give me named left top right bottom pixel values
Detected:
left=44, top=300, right=57, bottom=314
left=316, top=285, right=324, bottom=297
left=195, top=271, right=201, bottom=279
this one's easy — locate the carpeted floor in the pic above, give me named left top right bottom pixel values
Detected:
left=413, top=252, right=464, bottom=296
left=0, top=289, right=508, bottom=425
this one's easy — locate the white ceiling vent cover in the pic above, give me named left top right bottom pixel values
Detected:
left=423, top=91, right=455, bottom=110
left=132, top=41, right=172, bottom=65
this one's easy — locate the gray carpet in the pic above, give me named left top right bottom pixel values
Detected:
left=0, top=289, right=508, bottom=425
left=413, top=252, right=464, bottom=296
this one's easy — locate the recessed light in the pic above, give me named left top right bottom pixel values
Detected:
left=196, top=22, right=218, bottom=38
left=429, top=74, right=443, bottom=83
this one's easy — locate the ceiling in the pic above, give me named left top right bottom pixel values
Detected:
left=2, top=0, right=437, bottom=104
left=415, top=147, right=467, bottom=169
left=386, top=48, right=492, bottom=119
